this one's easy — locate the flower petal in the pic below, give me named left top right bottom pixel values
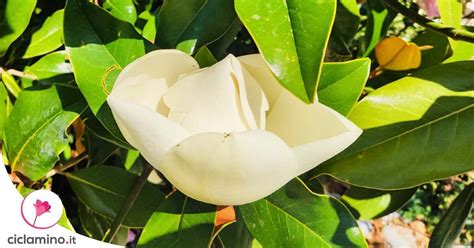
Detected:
left=113, top=49, right=199, bottom=114
left=238, top=54, right=283, bottom=110
left=157, top=130, right=298, bottom=205
left=232, top=56, right=269, bottom=129
left=107, top=96, right=189, bottom=168
left=266, top=90, right=362, bottom=174
left=163, top=54, right=268, bottom=134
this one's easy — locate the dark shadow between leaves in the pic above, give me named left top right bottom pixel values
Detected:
left=0, top=2, right=13, bottom=47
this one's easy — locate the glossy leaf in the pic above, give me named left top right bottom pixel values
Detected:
left=412, top=30, right=451, bottom=69
left=156, top=0, right=237, bottom=54
left=444, top=40, right=474, bottom=62
left=22, top=50, right=74, bottom=88
left=194, top=46, right=217, bottom=68
left=215, top=211, right=253, bottom=248
left=240, top=179, right=367, bottom=248
left=236, top=0, right=336, bottom=103
left=84, top=130, right=119, bottom=167
left=22, top=9, right=64, bottom=59
left=429, top=183, right=474, bottom=248
left=84, top=114, right=131, bottom=148
left=315, top=62, right=474, bottom=189
left=207, top=19, right=241, bottom=60
left=67, top=166, right=165, bottom=228
left=438, top=0, right=462, bottom=29
left=58, top=209, right=76, bottom=232
left=140, top=10, right=157, bottom=43
left=64, top=0, right=154, bottom=146
left=123, top=149, right=140, bottom=170
left=4, top=85, right=86, bottom=180
left=362, top=0, right=396, bottom=56
left=0, top=0, right=37, bottom=56
left=341, top=186, right=417, bottom=220
left=25, top=51, right=72, bottom=79
left=138, top=192, right=216, bottom=248
left=79, top=202, right=129, bottom=245
left=438, top=0, right=474, bottom=62
left=103, top=0, right=137, bottom=24
left=318, top=59, right=370, bottom=116
left=1, top=71, right=21, bottom=97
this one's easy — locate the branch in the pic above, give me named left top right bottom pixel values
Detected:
left=0, top=67, right=38, bottom=80
left=104, top=163, right=154, bottom=243
left=383, top=0, right=474, bottom=43
left=46, top=154, right=89, bottom=177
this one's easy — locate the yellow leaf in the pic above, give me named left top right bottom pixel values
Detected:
left=375, top=37, right=421, bottom=71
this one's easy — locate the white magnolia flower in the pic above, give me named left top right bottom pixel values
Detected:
left=107, top=50, right=362, bottom=205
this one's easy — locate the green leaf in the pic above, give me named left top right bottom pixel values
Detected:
left=84, top=129, right=119, bottom=167
left=236, top=0, right=336, bottom=103
left=0, top=83, right=9, bottom=140
left=1, top=71, right=21, bottom=97
left=156, top=0, right=237, bottom=54
left=4, top=85, right=86, bottom=180
left=123, top=149, right=140, bottom=170
left=138, top=192, right=217, bottom=248
left=445, top=41, right=474, bottom=62
left=22, top=50, right=74, bottom=88
left=25, top=51, right=72, bottom=79
left=215, top=211, right=253, bottom=248
left=0, top=0, right=37, bottom=56
left=103, top=0, right=138, bottom=24
left=79, top=202, right=129, bottom=245
left=341, top=186, right=417, bottom=220
left=318, top=59, right=370, bottom=116
left=239, top=179, right=367, bottom=248
left=429, top=183, right=474, bottom=248
left=84, top=114, right=131, bottom=148
left=438, top=0, right=474, bottom=62
left=21, top=51, right=77, bottom=91
left=207, top=19, right=241, bottom=60
left=22, top=9, right=64, bottom=59
left=64, top=0, right=155, bottom=146
left=315, top=61, right=474, bottom=189
left=438, top=0, right=462, bottom=29
left=412, top=30, right=451, bottom=69
left=362, top=0, right=396, bottom=56
left=139, top=10, right=157, bottom=43
left=66, top=166, right=165, bottom=228
left=58, top=209, right=76, bottom=232
left=194, top=46, right=217, bottom=68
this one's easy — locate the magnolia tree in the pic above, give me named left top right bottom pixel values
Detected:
left=1, top=0, right=473, bottom=247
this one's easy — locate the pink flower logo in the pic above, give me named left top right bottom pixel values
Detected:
left=21, top=190, right=62, bottom=229
left=33, top=199, right=51, bottom=226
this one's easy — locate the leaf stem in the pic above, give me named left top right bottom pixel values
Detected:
left=383, top=0, right=474, bottom=43
left=46, top=153, right=89, bottom=177
left=0, top=67, right=38, bottom=80
left=104, top=163, right=154, bottom=243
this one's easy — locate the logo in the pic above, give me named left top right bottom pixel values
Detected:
left=20, top=190, right=63, bottom=229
